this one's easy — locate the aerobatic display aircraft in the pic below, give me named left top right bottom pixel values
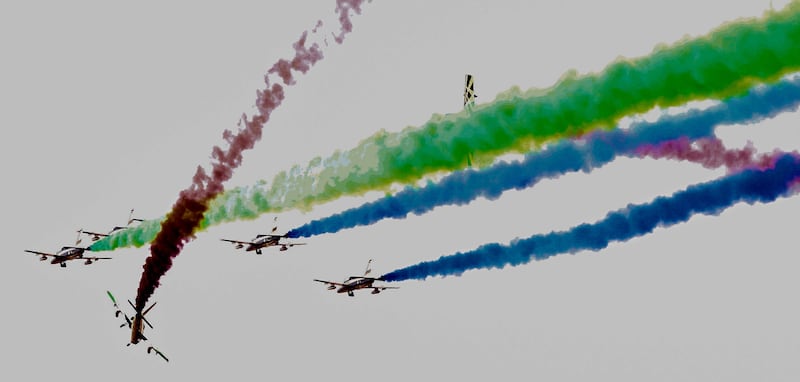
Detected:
left=463, top=73, right=477, bottom=108
left=77, top=209, right=144, bottom=243
left=24, top=246, right=110, bottom=267
left=107, top=291, right=169, bottom=362
left=221, top=217, right=306, bottom=254
left=313, top=259, right=399, bottom=296
left=106, top=291, right=159, bottom=346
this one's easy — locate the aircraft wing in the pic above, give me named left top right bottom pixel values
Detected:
left=373, top=286, right=400, bottom=290
left=24, top=250, right=56, bottom=257
left=220, top=239, right=253, bottom=245
left=279, top=242, right=306, bottom=251
left=313, top=279, right=347, bottom=287
left=83, top=256, right=113, bottom=261
left=107, top=291, right=133, bottom=327
left=81, top=230, right=108, bottom=238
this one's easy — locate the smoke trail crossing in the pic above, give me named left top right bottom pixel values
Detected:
left=380, top=153, right=800, bottom=282
left=285, top=78, right=800, bottom=238
left=92, top=2, right=800, bottom=252
left=130, top=0, right=368, bottom=312
left=207, top=2, right=800, bottom=218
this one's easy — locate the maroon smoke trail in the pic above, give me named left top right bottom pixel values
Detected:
left=134, top=0, right=366, bottom=311
left=636, top=137, right=785, bottom=172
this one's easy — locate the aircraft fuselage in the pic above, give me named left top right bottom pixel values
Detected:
left=245, top=235, right=281, bottom=251
left=130, top=315, right=145, bottom=345
left=337, top=277, right=376, bottom=294
left=50, top=247, right=86, bottom=264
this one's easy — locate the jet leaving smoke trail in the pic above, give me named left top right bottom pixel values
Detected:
left=93, top=2, right=800, bottom=251
left=284, top=78, right=800, bottom=238
left=380, top=153, right=800, bottom=282
left=131, top=0, right=367, bottom=311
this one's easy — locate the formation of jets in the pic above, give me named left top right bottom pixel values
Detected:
left=24, top=209, right=143, bottom=268
left=27, top=76, right=476, bottom=362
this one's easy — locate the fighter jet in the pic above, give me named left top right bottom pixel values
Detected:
left=77, top=209, right=143, bottom=244
left=463, top=73, right=477, bottom=108
left=105, top=291, right=157, bottom=346
left=221, top=217, right=305, bottom=254
left=463, top=74, right=477, bottom=166
left=107, top=291, right=169, bottom=362
left=313, top=259, right=399, bottom=297
left=24, top=246, right=110, bottom=267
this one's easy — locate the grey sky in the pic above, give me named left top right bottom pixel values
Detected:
left=2, top=1, right=798, bottom=380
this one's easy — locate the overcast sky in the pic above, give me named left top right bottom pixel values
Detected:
left=2, top=1, right=799, bottom=380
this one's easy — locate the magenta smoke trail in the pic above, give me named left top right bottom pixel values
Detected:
left=135, top=0, right=367, bottom=312
left=636, top=137, right=784, bottom=172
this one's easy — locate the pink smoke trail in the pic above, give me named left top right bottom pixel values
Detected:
left=636, top=137, right=787, bottom=173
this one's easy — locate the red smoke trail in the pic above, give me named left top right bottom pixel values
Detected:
left=134, top=0, right=366, bottom=311
left=636, top=137, right=786, bottom=172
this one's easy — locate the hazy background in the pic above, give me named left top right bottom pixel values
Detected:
left=1, top=1, right=798, bottom=380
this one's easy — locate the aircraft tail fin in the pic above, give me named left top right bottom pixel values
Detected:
left=127, top=208, right=144, bottom=225
left=364, top=259, right=373, bottom=276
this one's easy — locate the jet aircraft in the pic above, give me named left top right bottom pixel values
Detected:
left=106, top=291, right=158, bottom=346
left=463, top=73, right=477, bottom=108
left=313, top=259, right=399, bottom=296
left=221, top=218, right=306, bottom=254
left=107, top=291, right=169, bottom=362
left=24, top=246, right=109, bottom=267
left=77, top=209, right=143, bottom=244
left=463, top=74, right=477, bottom=166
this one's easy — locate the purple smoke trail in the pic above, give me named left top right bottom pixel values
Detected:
left=636, top=137, right=785, bottom=172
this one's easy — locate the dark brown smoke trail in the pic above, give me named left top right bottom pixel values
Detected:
left=134, top=0, right=366, bottom=311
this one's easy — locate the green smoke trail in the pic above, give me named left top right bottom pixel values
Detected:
left=91, top=2, right=800, bottom=252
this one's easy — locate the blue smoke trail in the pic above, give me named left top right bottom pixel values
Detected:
left=380, top=154, right=800, bottom=282
left=287, top=78, right=800, bottom=239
